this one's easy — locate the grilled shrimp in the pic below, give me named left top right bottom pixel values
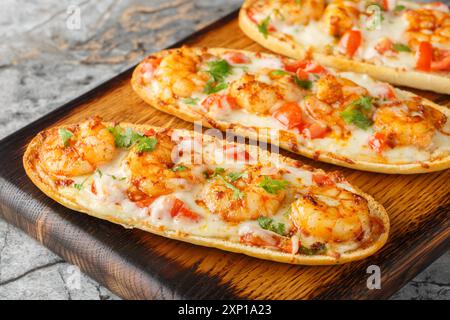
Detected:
left=303, top=74, right=368, bottom=126
left=40, top=117, right=116, bottom=177
left=155, top=49, right=209, bottom=99
left=290, top=185, right=370, bottom=243
left=200, top=166, right=286, bottom=223
left=404, top=8, right=450, bottom=46
left=373, top=102, right=446, bottom=149
left=125, top=132, right=198, bottom=197
left=322, top=1, right=360, bottom=37
left=274, top=0, right=325, bottom=25
left=229, top=72, right=303, bottom=115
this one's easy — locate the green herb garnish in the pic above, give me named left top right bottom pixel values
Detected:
left=136, top=136, right=157, bottom=153
left=108, top=126, right=141, bottom=148
left=340, top=96, right=374, bottom=130
left=227, top=171, right=248, bottom=181
left=259, top=176, right=288, bottom=194
left=218, top=175, right=245, bottom=200
left=58, top=128, right=73, bottom=147
left=299, top=243, right=327, bottom=255
left=203, top=59, right=232, bottom=94
left=108, top=125, right=157, bottom=152
left=96, top=169, right=103, bottom=178
left=204, top=81, right=228, bottom=94
left=257, top=217, right=286, bottom=236
left=206, top=59, right=232, bottom=82
left=341, top=107, right=373, bottom=129
left=258, top=16, right=271, bottom=38
left=74, top=183, right=83, bottom=190
left=393, top=43, right=411, bottom=52
left=110, top=175, right=126, bottom=181
left=270, top=69, right=290, bottom=77
left=172, top=165, right=187, bottom=172
left=183, top=97, right=200, bottom=105
left=294, top=76, right=313, bottom=89
left=394, top=4, right=405, bottom=12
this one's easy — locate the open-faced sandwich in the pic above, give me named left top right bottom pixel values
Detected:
left=23, top=117, right=389, bottom=265
left=132, top=47, right=450, bottom=173
left=239, top=0, right=450, bottom=93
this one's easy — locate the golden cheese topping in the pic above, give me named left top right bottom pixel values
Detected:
left=35, top=118, right=387, bottom=258
left=135, top=47, right=450, bottom=167
left=245, top=0, right=450, bottom=73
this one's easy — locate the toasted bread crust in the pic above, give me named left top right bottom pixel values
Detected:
left=24, top=122, right=389, bottom=265
left=239, top=0, right=450, bottom=94
left=131, top=48, right=450, bottom=174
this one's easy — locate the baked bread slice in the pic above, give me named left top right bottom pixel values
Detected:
left=239, top=0, right=450, bottom=94
left=24, top=118, right=389, bottom=265
left=132, top=47, right=450, bottom=173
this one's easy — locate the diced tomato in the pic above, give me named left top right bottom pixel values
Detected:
left=284, top=60, right=308, bottom=72
left=306, top=122, right=330, bottom=139
left=135, top=196, right=157, bottom=208
left=369, top=132, right=386, bottom=153
left=431, top=51, right=450, bottom=71
left=339, top=30, right=362, bottom=57
left=272, top=102, right=303, bottom=130
left=285, top=60, right=326, bottom=74
left=303, top=61, right=326, bottom=74
left=371, top=83, right=396, bottom=99
left=140, top=57, right=162, bottom=84
left=375, top=38, right=394, bottom=55
left=225, top=52, right=250, bottom=65
left=91, top=181, right=97, bottom=195
left=224, top=145, right=251, bottom=162
left=247, top=8, right=258, bottom=24
left=170, top=198, right=201, bottom=222
left=312, top=174, right=335, bottom=187
left=144, top=128, right=156, bottom=137
left=416, top=41, right=433, bottom=71
left=296, top=68, right=309, bottom=80
left=202, top=94, right=239, bottom=111
left=382, top=0, right=389, bottom=10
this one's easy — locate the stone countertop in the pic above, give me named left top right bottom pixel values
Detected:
left=0, top=0, right=448, bottom=300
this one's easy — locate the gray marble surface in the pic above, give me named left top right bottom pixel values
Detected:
left=0, top=0, right=448, bottom=300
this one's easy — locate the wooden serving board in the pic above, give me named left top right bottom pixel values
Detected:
left=0, top=11, right=449, bottom=300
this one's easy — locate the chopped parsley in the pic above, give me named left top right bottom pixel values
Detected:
left=74, top=182, right=84, bottom=190
left=393, top=43, right=411, bottom=52
left=108, top=126, right=142, bottom=148
left=270, top=69, right=290, bottom=77
left=294, top=75, right=313, bottom=89
left=213, top=167, right=225, bottom=176
left=204, top=81, right=228, bottom=94
left=58, top=128, right=73, bottom=147
left=96, top=169, right=103, bottom=178
left=108, top=125, right=157, bottom=152
left=172, top=165, right=187, bottom=172
left=257, top=217, right=286, bottom=236
left=204, top=59, right=232, bottom=94
left=340, top=96, right=374, bottom=130
left=259, top=176, right=288, bottom=194
left=182, top=97, right=200, bottom=105
left=227, top=171, right=248, bottom=181
left=393, top=4, right=406, bottom=12
left=136, top=136, right=157, bottom=153
left=73, top=177, right=89, bottom=190
left=299, top=243, right=326, bottom=255
left=219, top=175, right=245, bottom=200
left=258, top=16, right=271, bottom=39
left=109, top=175, right=126, bottom=181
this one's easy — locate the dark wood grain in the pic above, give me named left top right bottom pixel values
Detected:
left=0, top=11, right=449, bottom=300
